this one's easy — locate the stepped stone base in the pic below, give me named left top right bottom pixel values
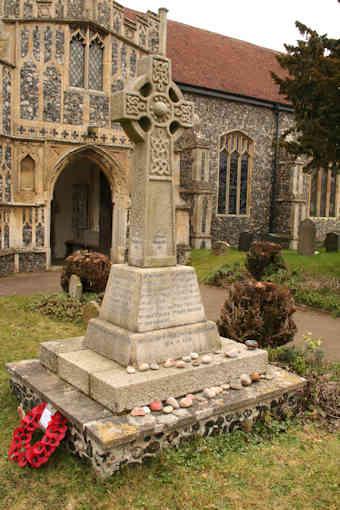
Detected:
left=40, top=336, right=267, bottom=412
left=85, top=319, right=220, bottom=368
left=7, top=360, right=306, bottom=479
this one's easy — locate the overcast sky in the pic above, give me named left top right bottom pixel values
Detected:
left=124, top=0, right=339, bottom=51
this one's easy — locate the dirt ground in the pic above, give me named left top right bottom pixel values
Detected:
left=0, top=270, right=339, bottom=361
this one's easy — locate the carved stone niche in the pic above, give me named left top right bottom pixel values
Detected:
left=20, top=155, right=35, bottom=191
left=17, top=155, right=36, bottom=202
left=37, top=0, right=52, bottom=18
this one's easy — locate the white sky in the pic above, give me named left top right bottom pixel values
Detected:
left=124, top=0, right=339, bottom=51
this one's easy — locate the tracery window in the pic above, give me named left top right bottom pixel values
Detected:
left=217, top=132, right=253, bottom=215
left=69, top=29, right=104, bottom=90
left=309, top=167, right=338, bottom=218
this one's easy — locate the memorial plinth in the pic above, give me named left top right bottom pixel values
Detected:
left=85, top=265, right=220, bottom=367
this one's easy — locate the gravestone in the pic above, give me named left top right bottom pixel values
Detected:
left=238, top=232, right=254, bottom=252
left=325, top=232, right=340, bottom=252
left=68, top=274, right=82, bottom=300
left=298, top=219, right=316, bottom=255
left=212, top=241, right=230, bottom=256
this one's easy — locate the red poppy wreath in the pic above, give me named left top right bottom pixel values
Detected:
left=8, top=403, right=67, bottom=468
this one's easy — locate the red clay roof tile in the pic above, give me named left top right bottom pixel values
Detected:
left=124, top=8, right=289, bottom=104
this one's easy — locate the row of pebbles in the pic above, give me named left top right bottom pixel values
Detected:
left=130, top=369, right=264, bottom=417
left=126, top=340, right=260, bottom=375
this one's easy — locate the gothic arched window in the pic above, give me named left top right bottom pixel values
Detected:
left=69, top=29, right=104, bottom=90
left=69, top=31, right=85, bottom=88
left=309, top=167, right=338, bottom=217
left=88, top=36, right=104, bottom=90
left=217, top=132, right=253, bottom=215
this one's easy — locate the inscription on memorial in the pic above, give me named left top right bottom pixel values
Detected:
left=136, top=269, right=204, bottom=331
left=99, top=266, right=206, bottom=333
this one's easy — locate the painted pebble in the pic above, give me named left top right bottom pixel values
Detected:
left=150, top=363, right=160, bottom=370
left=163, top=406, right=174, bottom=414
left=192, top=360, right=201, bottom=367
left=179, top=397, right=193, bottom=408
left=203, top=388, right=216, bottom=399
left=138, top=363, right=149, bottom=372
left=245, top=339, right=259, bottom=350
left=176, top=360, right=186, bottom=369
left=131, top=407, right=146, bottom=417
left=250, top=372, right=261, bottom=382
left=182, top=355, right=192, bottom=363
left=191, top=352, right=199, bottom=360
left=201, top=355, right=212, bottom=364
left=126, top=366, right=136, bottom=374
left=166, top=397, right=179, bottom=409
left=240, top=374, right=252, bottom=386
left=149, top=401, right=163, bottom=412
left=164, top=359, right=175, bottom=368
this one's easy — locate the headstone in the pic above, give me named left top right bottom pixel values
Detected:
left=238, top=232, right=253, bottom=252
left=68, top=274, right=82, bottom=300
left=325, top=232, right=340, bottom=252
left=212, top=241, right=230, bottom=256
left=298, top=219, right=316, bottom=255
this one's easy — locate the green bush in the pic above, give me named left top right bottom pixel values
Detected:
left=217, top=279, right=297, bottom=348
left=205, top=262, right=247, bottom=286
left=27, top=292, right=104, bottom=323
left=246, top=241, right=286, bottom=281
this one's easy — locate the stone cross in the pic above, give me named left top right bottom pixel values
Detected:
left=111, top=54, right=194, bottom=267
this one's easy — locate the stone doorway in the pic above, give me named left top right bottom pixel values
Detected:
left=51, top=154, right=113, bottom=264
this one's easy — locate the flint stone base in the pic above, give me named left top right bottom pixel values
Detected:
left=39, top=336, right=267, bottom=412
left=7, top=360, right=306, bottom=479
left=85, top=318, right=220, bottom=367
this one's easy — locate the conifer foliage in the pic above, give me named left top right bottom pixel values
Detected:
left=272, top=19, right=340, bottom=172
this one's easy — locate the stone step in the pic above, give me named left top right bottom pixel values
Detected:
left=7, top=358, right=306, bottom=478
left=42, top=336, right=268, bottom=413
left=85, top=318, right=220, bottom=367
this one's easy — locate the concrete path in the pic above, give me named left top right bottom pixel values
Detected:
left=0, top=271, right=339, bottom=361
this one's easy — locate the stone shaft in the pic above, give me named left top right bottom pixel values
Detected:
left=111, top=54, right=194, bottom=267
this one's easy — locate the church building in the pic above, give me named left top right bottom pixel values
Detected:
left=0, top=0, right=339, bottom=275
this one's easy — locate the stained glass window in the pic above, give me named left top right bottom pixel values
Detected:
left=329, top=167, right=337, bottom=217
left=69, top=34, right=85, bottom=88
left=217, top=149, right=227, bottom=214
left=218, top=132, right=252, bottom=215
left=309, top=167, right=338, bottom=217
left=89, top=38, right=104, bottom=90
left=240, top=154, right=249, bottom=215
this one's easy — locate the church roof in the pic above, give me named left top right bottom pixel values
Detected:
left=166, top=19, right=289, bottom=105
left=126, top=8, right=289, bottom=106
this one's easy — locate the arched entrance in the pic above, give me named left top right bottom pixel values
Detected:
left=50, top=152, right=113, bottom=263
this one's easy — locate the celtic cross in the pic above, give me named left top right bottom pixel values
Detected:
left=111, top=54, right=194, bottom=268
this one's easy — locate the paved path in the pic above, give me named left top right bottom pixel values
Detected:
left=0, top=271, right=339, bottom=361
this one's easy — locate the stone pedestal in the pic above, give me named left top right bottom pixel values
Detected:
left=85, top=264, right=220, bottom=367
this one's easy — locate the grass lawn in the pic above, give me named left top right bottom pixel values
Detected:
left=191, top=248, right=340, bottom=315
left=0, top=295, right=339, bottom=509
left=191, top=248, right=340, bottom=282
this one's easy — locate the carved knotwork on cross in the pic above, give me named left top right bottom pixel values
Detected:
left=111, top=54, right=194, bottom=268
